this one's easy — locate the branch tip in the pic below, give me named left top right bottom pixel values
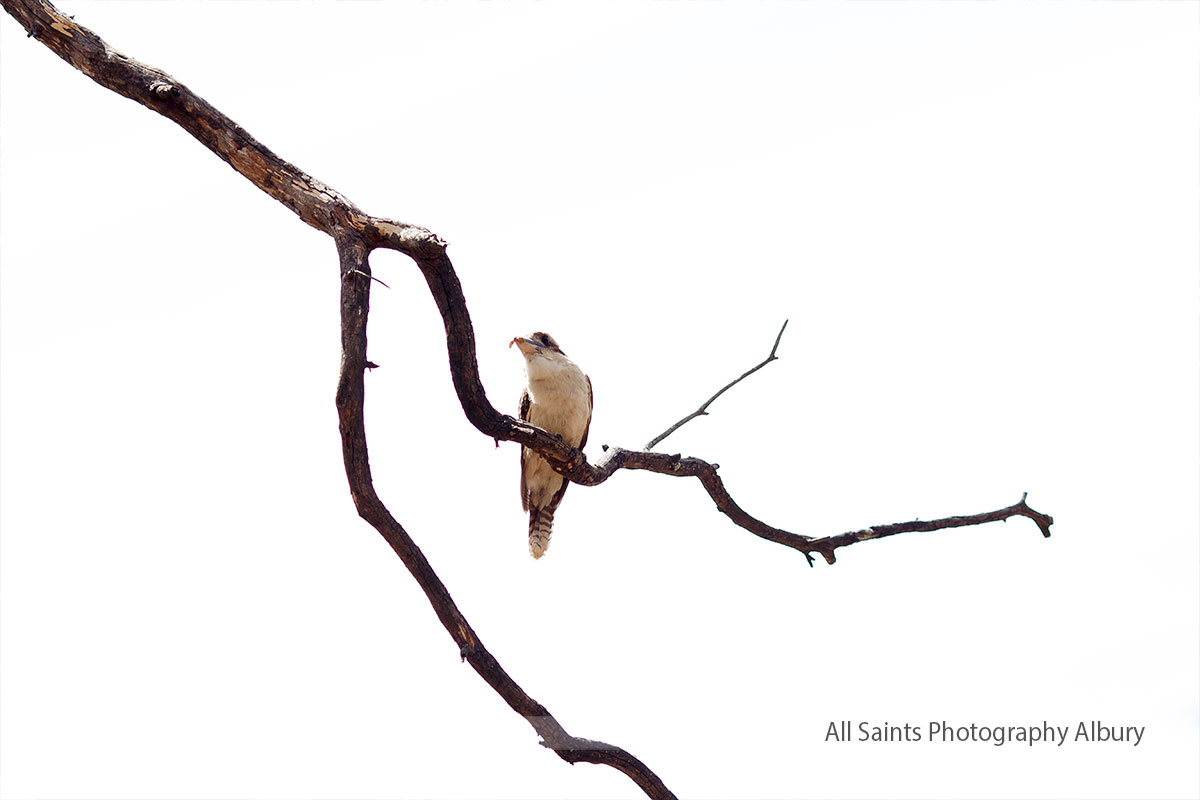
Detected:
left=768, top=318, right=789, bottom=359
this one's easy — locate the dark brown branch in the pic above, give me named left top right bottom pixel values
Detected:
left=332, top=232, right=676, bottom=797
left=2, top=2, right=676, bottom=796
left=645, top=319, right=788, bottom=449
left=4, top=0, right=1055, bottom=790
left=2, top=0, right=1055, bottom=566
left=802, top=491, right=1053, bottom=565
left=1, top=1, right=355, bottom=234
left=558, top=448, right=1052, bottom=566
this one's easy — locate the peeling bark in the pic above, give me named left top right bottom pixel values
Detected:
left=1, top=2, right=1053, bottom=797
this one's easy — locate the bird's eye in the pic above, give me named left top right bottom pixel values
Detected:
left=540, top=335, right=552, bottom=346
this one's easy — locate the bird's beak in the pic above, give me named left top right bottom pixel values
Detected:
left=510, top=336, right=539, bottom=355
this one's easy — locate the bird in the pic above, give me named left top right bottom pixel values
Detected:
left=510, top=332, right=593, bottom=559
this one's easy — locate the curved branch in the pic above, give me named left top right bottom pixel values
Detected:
left=333, top=231, right=676, bottom=797
left=4, top=0, right=1055, bottom=789
left=2, top=0, right=1055, bottom=565
left=2, top=2, right=675, bottom=796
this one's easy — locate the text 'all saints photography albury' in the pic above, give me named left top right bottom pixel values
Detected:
left=826, top=720, right=1145, bottom=748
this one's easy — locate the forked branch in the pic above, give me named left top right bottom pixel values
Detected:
left=334, top=233, right=675, bottom=797
left=3, top=1, right=1054, bottom=796
left=2, top=2, right=675, bottom=796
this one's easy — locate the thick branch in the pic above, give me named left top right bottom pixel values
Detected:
left=2, top=2, right=675, bottom=796
left=645, top=319, right=788, bottom=449
left=4, top=0, right=1055, bottom=788
left=0, top=0, right=436, bottom=244
left=2, top=0, right=1054, bottom=567
left=333, top=231, right=677, bottom=797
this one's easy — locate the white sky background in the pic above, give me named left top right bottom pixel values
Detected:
left=1, top=2, right=1197, bottom=799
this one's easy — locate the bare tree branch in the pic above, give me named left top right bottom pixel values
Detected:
left=803, top=492, right=1054, bottom=562
left=646, top=319, right=788, bottom=449
left=573, top=449, right=1052, bottom=566
left=3, top=0, right=1055, bottom=794
left=2, top=0, right=1056, bottom=577
left=333, top=232, right=676, bottom=797
left=2, top=2, right=676, bottom=796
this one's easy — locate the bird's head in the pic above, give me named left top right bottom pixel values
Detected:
left=509, top=331, right=566, bottom=358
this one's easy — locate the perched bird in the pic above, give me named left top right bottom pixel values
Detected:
left=510, top=332, right=593, bottom=559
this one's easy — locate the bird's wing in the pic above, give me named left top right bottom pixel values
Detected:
left=518, top=388, right=531, bottom=512
left=518, top=387, right=532, bottom=423
left=544, top=473, right=571, bottom=523
left=578, top=375, right=593, bottom=452
left=545, top=375, right=592, bottom=516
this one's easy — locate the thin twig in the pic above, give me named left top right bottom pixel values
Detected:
left=347, top=268, right=390, bottom=289
left=645, top=319, right=788, bottom=450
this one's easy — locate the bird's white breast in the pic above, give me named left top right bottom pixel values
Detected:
left=525, top=356, right=591, bottom=449
left=522, top=352, right=590, bottom=513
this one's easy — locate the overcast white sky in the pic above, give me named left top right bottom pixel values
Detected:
left=1, top=2, right=1197, bottom=799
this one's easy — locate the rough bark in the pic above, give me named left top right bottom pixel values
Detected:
left=2, top=2, right=1054, bottom=797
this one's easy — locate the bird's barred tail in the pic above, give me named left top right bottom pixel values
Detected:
left=529, top=508, right=555, bottom=559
